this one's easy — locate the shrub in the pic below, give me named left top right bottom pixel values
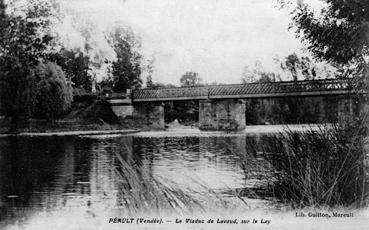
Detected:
left=33, top=62, right=73, bottom=121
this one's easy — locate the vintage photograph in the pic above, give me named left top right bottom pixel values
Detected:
left=0, top=0, right=368, bottom=229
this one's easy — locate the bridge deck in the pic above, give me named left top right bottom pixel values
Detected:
left=131, top=78, right=356, bottom=102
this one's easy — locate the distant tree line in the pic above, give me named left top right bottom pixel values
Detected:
left=245, top=97, right=343, bottom=125
left=282, top=0, right=368, bottom=124
left=162, top=72, right=201, bottom=123
left=240, top=53, right=344, bottom=124
left=160, top=59, right=344, bottom=125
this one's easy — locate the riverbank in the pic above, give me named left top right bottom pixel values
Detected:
left=136, top=123, right=331, bottom=136
left=0, top=96, right=334, bottom=136
left=0, top=96, right=150, bottom=135
left=0, top=123, right=331, bottom=137
left=0, top=129, right=139, bottom=137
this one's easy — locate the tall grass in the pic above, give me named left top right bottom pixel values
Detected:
left=112, top=121, right=367, bottom=212
left=265, top=122, right=367, bottom=208
left=113, top=145, right=249, bottom=215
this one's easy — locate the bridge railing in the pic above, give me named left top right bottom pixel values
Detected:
left=209, top=78, right=353, bottom=97
left=133, top=86, right=210, bottom=100
left=131, top=78, right=354, bottom=101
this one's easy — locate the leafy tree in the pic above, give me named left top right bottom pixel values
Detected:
left=165, top=100, right=198, bottom=124
left=0, top=0, right=5, bottom=21
left=282, top=53, right=300, bottom=81
left=241, top=58, right=336, bottom=124
left=146, top=75, right=154, bottom=88
left=0, top=0, right=56, bottom=132
left=110, top=27, right=142, bottom=92
left=163, top=72, right=201, bottom=124
left=242, top=61, right=281, bottom=83
left=241, top=62, right=259, bottom=83
left=257, top=72, right=280, bottom=83
left=149, top=83, right=176, bottom=89
left=33, top=62, right=73, bottom=121
left=180, top=72, right=202, bottom=86
left=276, top=53, right=336, bottom=81
left=144, top=56, right=156, bottom=88
left=243, top=55, right=336, bottom=84
left=285, top=0, right=369, bottom=91
left=285, top=0, right=369, bottom=128
left=0, top=0, right=6, bottom=115
left=97, top=76, right=114, bottom=95
left=48, top=48, right=92, bottom=92
left=288, top=1, right=369, bottom=65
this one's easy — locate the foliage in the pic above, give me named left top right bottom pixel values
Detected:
left=241, top=55, right=343, bottom=125
left=33, top=62, right=73, bottom=121
left=286, top=0, right=369, bottom=96
left=180, top=72, right=202, bottom=86
left=0, top=0, right=56, bottom=132
left=266, top=124, right=366, bottom=208
left=285, top=0, right=369, bottom=153
left=144, top=56, right=156, bottom=88
left=289, top=1, right=369, bottom=65
left=146, top=75, right=154, bottom=88
left=242, top=61, right=281, bottom=83
left=165, top=101, right=198, bottom=124
left=110, top=27, right=142, bottom=92
left=146, top=82, right=176, bottom=89
left=277, top=1, right=368, bottom=207
left=48, top=48, right=92, bottom=92
left=96, top=76, right=114, bottom=95
left=244, top=96, right=345, bottom=125
left=0, top=0, right=5, bottom=21
left=161, top=72, right=201, bottom=124
left=242, top=54, right=336, bottom=83
left=278, top=53, right=322, bottom=81
left=70, top=16, right=115, bottom=83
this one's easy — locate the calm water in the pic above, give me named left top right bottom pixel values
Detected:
left=0, top=131, right=281, bottom=229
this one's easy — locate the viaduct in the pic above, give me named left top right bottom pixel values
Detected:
left=106, top=78, right=359, bottom=130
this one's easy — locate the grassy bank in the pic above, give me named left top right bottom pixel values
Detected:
left=0, top=95, right=150, bottom=134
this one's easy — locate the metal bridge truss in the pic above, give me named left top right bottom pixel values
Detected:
left=131, top=78, right=357, bottom=102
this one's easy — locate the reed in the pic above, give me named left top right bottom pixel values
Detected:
left=266, top=122, right=367, bottom=208
left=113, top=121, right=367, bottom=212
left=113, top=145, right=249, bottom=215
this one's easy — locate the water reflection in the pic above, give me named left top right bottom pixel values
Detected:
left=0, top=133, right=279, bottom=228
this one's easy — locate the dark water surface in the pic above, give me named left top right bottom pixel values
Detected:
left=0, top=132, right=280, bottom=228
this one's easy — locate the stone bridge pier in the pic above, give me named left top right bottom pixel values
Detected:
left=133, top=102, right=165, bottom=129
left=106, top=91, right=165, bottom=129
left=107, top=78, right=358, bottom=131
left=337, top=96, right=355, bottom=123
left=199, top=99, right=246, bottom=131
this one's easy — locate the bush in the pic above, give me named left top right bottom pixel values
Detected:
left=33, top=62, right=73, bottom=121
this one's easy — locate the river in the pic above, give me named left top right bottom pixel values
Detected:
left=1, top=127, right=363, bottom=230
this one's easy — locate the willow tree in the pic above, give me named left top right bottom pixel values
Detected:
left=33, top=62, right=73, bottom=121
left=0, top=0, right=55, bottom=132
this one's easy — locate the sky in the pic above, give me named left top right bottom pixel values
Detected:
left=58, top=0, right=312, bottom=85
